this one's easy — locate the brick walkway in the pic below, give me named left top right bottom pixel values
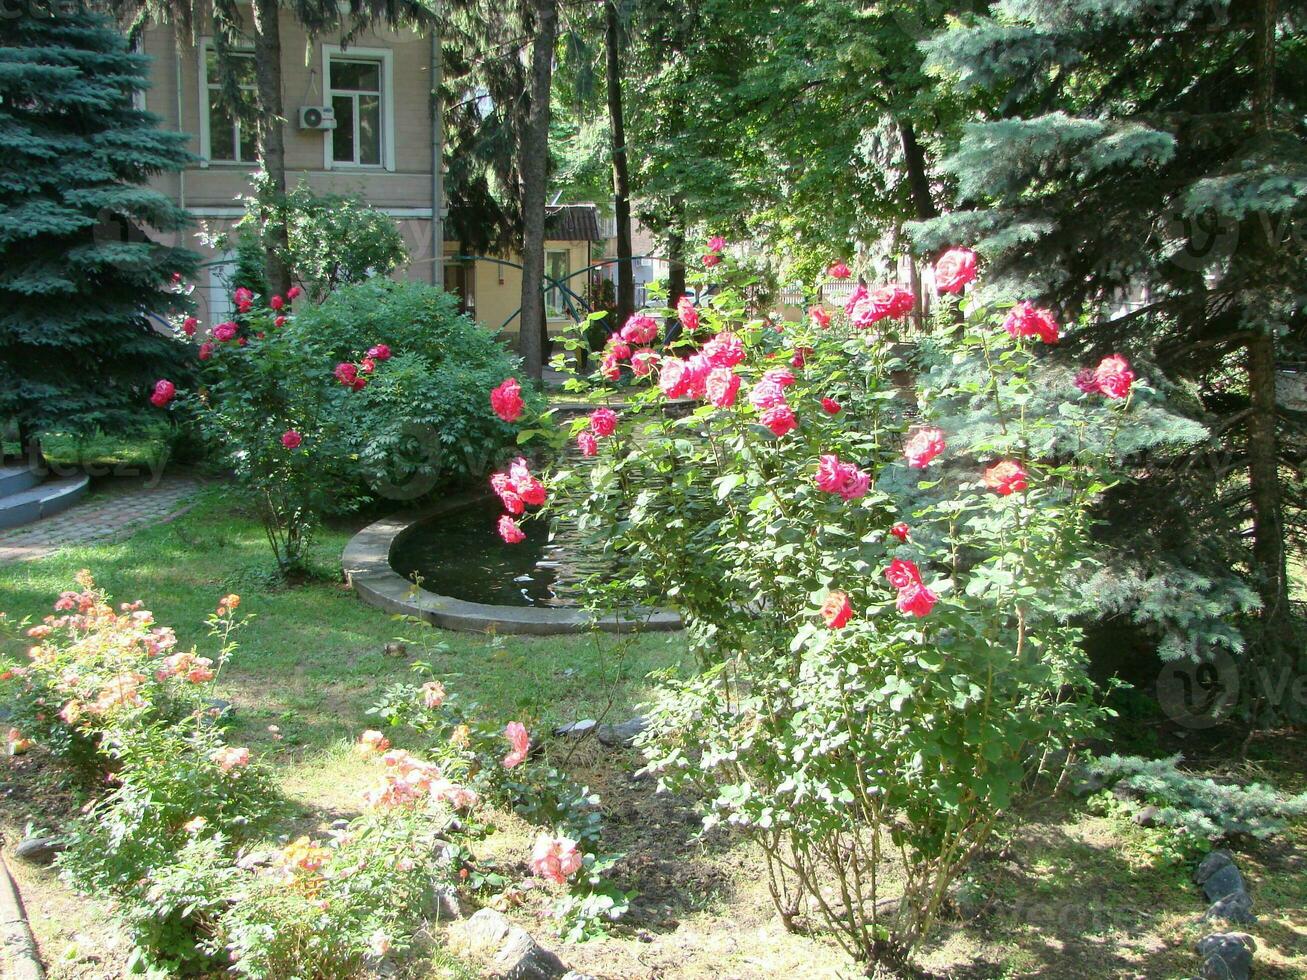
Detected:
left=0, top=475, right=202, bottom=564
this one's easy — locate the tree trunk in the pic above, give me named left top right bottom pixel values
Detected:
left=249, top=0, right=293, bottom=297
left=664, top=196, right=686, bottom=343
left=517, top=0, right=557, bottom=384
left=898, top=120, right=937, bottom=222
left=606, top=0, right=635, bottom=328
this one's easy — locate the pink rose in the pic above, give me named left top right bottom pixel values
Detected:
left=368, top=344, right=392, bottom=361
left=607, top=339, right=632, bottom=361
left=983, top=460, right=1028, bottom=496
left=198, top=342, right=214, bottom=361
left=530, top=833, right=583, bottom=884
left=701, top=253, right=721, bottom=268
left=850, top=284, right=914, bottom=328
left=748, top=379, right=788, bottom=411
left=705, top=367, right=739, bottom=408
left=896, top=583, right=938, bottom=617
left=620, top=314, right=658, bottom=345
left=281, top=429, right=302, bottom=450
left=821, top=590, right=853, bottom=629
left=577, top=430, right=598, bottom=457
left=904, top=427, right=945, bottom=469
left=659, top=357, right=692, bottom=399
left=890, top=522, right=910, bottom=542
left=335, top=362, right=360, bottom=387
left=703, top=331, right=745, bottom=368
left=600, top=353, right=621, bottom=380
left=274, top=315, right=287, bottom=328
left=286, top=285, right=302, bottom=300
left=211, top=746, right=251, bottom=771
left=821, top=397, right=841, bottom=415
left=760, top=404, right=797, bottom=437
left=182, top=316, right=198, bottom=336
left=589, top=407, right=618, bottom=437
left=828, top=260, right=852, bottom=280
left=421, top=681, right=446, bottom=709
left=149, top=379, right=175, bottom=408
left=1093, top=354, right=1135, bottom=399
left=213, top=322, right=238, bottom=342
left=934, top=248, right=978, bottom=294
left=814, top=454, right=868, bottom=501
left=357, top=730, right=391, bottom=756
left=884, top=558, right=923, bottom=590
left=502, top=721, right=529, bottom=769
left=498, top=514, right=526, bottom=543
left=763, top=367, right=795, bottom=388
left=809, top=305, right=832, bottom=329
left=677, top=296, right=699, bottom=331
left=791, top=347, right=812, bottom=368
left=707, top=235, right=726, bottom=253
left=509, top=458, right=547, bottom=505
left=631, top=348, right=659, bottom=377
left=1074, top=368, right=1100, bottom=394
left=233, top=286, right=254, bottom=306
left=491, top=378, right=525, bottom=422
left=1003, top=302, right=1059, bottom=344
left=843, top=282, right=868, bottom=318
left=269, top=294, right=284, bottom=310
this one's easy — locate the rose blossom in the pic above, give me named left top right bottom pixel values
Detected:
left=620, top=314, right=658, bottom=345
left=983, top=460, right=1029, bottom=496
left=659, top=357, right=692, bottom=399
left=748, top=379, right=788, bottom=411
left=149, top=379, right=175, bottom=408
left=701, top=253, right=721, bottom=268
left=287, top=285, right=302, bottom=300
left=589, top=407, right=618, bottom=437
left=791, top=347, right=813, bottom=368
left=281, top=430, right=301, bottom=449
left=884, top=558, right=923, bottom=590
left=198, top=341, right=214, bottom=361
left=490, top=377, right=525, bottom=422
left=211, top=746, right=251, bottom=771
left=600, top=352, right=621, bottom=380
left=705, top=367, right=740, bottom=408
left=502, top=721, right=529, bottom=769
left=509, top=458, right=547, bottom=505
left=1003, top=302, right=1059, bottom=344
left=820, top=590, right=853, bottom=629
left=809, top=305, right=832, bottom=329
left=181, top=316, right=198, bottom=336
left=934, top=248, right=978, bottom=294
left=904, top=427, right=945, bottom=469
left=631, top=348, right=659, bottom=377
left=1074, top=368, right=1100, bottom=394
left=828, top=260, right=852, bottom=280
left=357, top=730, right=391, bottom=756
left=703, top=331, right=745, bottom=368
left=577, top=430, right=598, bottom=457
left=890, top=522, right=910, bottom=542
left=814, top=455, right=869, bottom=501
left=274, top=315, right=287, bottom=327
left=1092, top=354, right=1135, bottom=399
left=368, top=343, right=392, bottom=361
left=606, top=339, right=632, bottom=361
left=269, top=294, right=284, bottom=310
left=420, top=681, right=446, bottom=709
left=530, top=833, right=583, bottom=884
left=707, top=235, right=726, bottom=253
left=760, top=404, right=797, bottom=437
left=843, top=282, right=868, bottom=318
left=677, top=295, right=699, bottom=331
left=850, top=284, right=914, bottom=328
left=896, top=583, right=938, bottom=617
left=821, top=397, right=841, bottom=415
left=498, top=514, right=526, bottom=543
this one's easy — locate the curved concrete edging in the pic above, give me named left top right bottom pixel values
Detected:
left=342, top=491, right=682, bottom=636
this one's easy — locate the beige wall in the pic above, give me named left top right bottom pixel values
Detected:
left=468, top=241, right=594, bottom=346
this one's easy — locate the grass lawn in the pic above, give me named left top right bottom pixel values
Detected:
left=1, top=478, right=1305, bottom=979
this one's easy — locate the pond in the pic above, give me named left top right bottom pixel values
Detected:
left=388, top=495, right=610, bottom=607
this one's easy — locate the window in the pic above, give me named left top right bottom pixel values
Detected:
left=545, top=249, right=571, bottom=317
left=329, top=56, right=384, bottom=167
left=202, top=46, right=257, bottom=164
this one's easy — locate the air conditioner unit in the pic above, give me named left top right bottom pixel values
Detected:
left=298, top=105, right=336, bottom=130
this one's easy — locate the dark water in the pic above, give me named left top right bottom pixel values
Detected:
left=390, top=496, right=610, bottom=607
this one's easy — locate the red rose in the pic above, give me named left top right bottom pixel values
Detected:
left=904, top=427, right=945, bottom=469
left=498, top=514, right=526, bottom=544
left=360, top=357, right=376, bottom=374
left=213, top=322, right=237, bottom=342
left=335, top=362, right=359, bottom=387
left=182, top=316, right=198, bottom=336
left=1003, top=302, right=1059, bottom=344
left=676, top=295, right=699, bottom=332
left=707, top=235, right=726, bottom=253
left=890, top=522, right=910, bottom=542
left=286, top=285, right=302, bottom=300
left=809, top=305, right=831, bottom=329
left=149, top=379, right=175, bottom=408
left=269, top=295, right=284, bottom=310
left=589, top=407, right=618, bottom=437
left=274, top=315, right=287, bottom=328
left=820, top=590, right=853, bottom=629
left=828, top=260, right=852, bottom=280
left=820, top=397, right=841, bottom=415
left=490, top=377, right=525, bottom=422
left=281, top=430, right=302, bottom=449
left=982, top=460, right=1028, bottom=496
left=883, top=558, right=923, bottom=590
left=760, top=404, right=797, bottom=437
left=620, top=314, right=658, bottom=345
left=198, top=342, right=214, bottom=361
left=1093, top=354, right=1135, bottom=399
left=577, top=431, right=597, bottom=457
left=791, top=347, right=813, bottom=368
left=896, top=583, right=938, bottom=618
left=607, top=340, right=632, bottom=361
left=368, top=344, right=392, bottom=361
left=701, top=253, right=721, bottom=268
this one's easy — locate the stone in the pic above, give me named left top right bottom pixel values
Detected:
left=1204, top=891, right=1256, bottom=926
left=1196, top=932, right=1254, bottom=980
left=554, top=719, right=597, bottom=737
left=458, top=908, right=566, bottom=980
left=597, top=715, right=648, bottom=747
left=1195, top=850, right=1234, bottom=886
left=384, top=641, right=408, bottom=658
left=1133, top=804, right=1163, bottom=828
left=560, top=974, right=598, bottom=980
left=1201, top=864, right=1246, bottom=903
left=13, top=836, right=63, bottom=865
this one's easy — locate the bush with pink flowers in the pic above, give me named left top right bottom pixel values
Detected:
left=533, top=244, right=1148, bottom=966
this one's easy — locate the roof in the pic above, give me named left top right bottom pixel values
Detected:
left=544, top=204, right=601, bottom=242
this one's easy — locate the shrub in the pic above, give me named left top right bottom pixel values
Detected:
left=160, top=278, right=535, bottom=571
left=535, top=244, right=1144, bottom=966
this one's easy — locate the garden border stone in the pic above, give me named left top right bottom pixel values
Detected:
left=0, top=852, right=44, bottom=980
left=343, top=491, right=682, bottom=636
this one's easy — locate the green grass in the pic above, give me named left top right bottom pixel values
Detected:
left=0, top=490, right=687, bottom=792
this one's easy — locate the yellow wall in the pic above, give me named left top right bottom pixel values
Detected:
left=466, top=241, right=595, bottom=347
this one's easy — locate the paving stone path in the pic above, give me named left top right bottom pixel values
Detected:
left=0, top=475, right=202, bottom=564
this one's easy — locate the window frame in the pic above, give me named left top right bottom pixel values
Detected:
left=321, top=44, right=395, bottom=172
left=197, top=38, right=257, bottom=167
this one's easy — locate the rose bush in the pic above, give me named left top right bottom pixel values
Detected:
left=531, top=242, right=1143, bottom=966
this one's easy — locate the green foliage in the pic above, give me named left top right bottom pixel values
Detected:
left=1087, top=753, right=1307, bottom=841
left=544, top=257, right=1138, bottom=964
left=0, top=5, right=197, bottom=442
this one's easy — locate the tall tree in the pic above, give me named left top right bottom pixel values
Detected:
left=0, top=4, right=197, bottom=460
left=913, top=0, right=1307, bottom=720
left=605, top=0, right=634, bottom=326
left=517, top=0, right=558, bottom=383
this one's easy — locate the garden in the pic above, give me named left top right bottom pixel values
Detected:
left=2, top=2, right=1307, bottom=980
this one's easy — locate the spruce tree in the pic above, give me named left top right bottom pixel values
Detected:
left=912, top=0, right=1307, bottom=721
left=0, top=4, right=197, bottom=458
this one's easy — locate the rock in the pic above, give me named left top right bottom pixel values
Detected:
left=383, top=641, right=407, bottom=658
left=205, top=698, right=234, bottom=719
left=1201, top=864, right=1246, bottom=903
left=553, top=719, right=597, bottom=737
left=13, top=836, right=63, bottom=865
left=1204, top=891, right=1256, bottom=926
left=1133, top=804, right=1163, bottom=828
left=433, top=884, right=469, bottom=921
left=458, top=908, right=567, bottom=980
left=597, top=715, right=648, bottom=747
left=1195, top=850, right=1234, bottom=886
left=330, top=818, right=350, bottom=831
left=560, top=974, right=597, bottom=980
left=1196, top=932, right=1254, bottom=980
